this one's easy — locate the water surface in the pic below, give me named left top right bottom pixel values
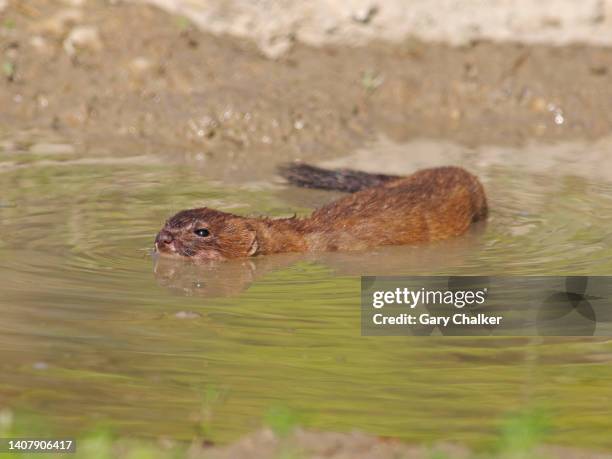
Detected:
left=1, top=134, right=612, bottom=449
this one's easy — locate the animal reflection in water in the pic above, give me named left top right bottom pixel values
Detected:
left=152, top=227, right=486, bottom=297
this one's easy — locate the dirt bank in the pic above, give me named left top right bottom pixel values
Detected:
left=139, top=0, right=612, bottom=56
left=2, top=0, right=612, bottom=178
left=185, top=428, right=612, bottom=459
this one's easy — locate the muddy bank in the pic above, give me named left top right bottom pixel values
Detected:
left=188, top=429, right=470, bottom=459
left=1, top=0, right=612, bottom=178
left=186, top=428, right=612, bottom=459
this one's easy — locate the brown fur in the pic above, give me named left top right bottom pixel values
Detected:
left=155, top=166, right=487, bottom=261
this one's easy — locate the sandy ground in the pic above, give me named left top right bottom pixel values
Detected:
left=2, top=0, right=612, bottom=182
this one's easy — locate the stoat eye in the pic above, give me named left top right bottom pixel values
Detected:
left=194, top=228, right=211, bottom=237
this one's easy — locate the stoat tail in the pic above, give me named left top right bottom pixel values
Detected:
left=278, top=162, right=400, bottom=193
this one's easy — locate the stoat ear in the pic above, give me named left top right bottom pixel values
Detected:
left=247, top=236, right=259, bottom=257
left=246, top=224, right=259, bottom=257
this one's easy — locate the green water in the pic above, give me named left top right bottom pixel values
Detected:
left=1, top=137, right=612, bottom=450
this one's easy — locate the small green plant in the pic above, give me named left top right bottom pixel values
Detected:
left=264, top=406, right=302, bottom=437
left=275, top=450, right=303, bottom=459
left=2, top=19, right=16, bottom=30
left=361, top=70, right=384, bottom=92
left=75, top=432, right=115, bottom=459
left=496, top=408, right=551, bottom=458
left=2, top=61, right=15, bottom=80
left=428, top=450, right=450, bottom=459
left=175, top=16, right=190, bottom=31
left=198, top=385, right=227, bottom=440
left=0, top=409, right=13, bottom=437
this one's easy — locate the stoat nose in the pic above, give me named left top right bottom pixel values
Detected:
left=156, top=230, right=174, bottom=245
